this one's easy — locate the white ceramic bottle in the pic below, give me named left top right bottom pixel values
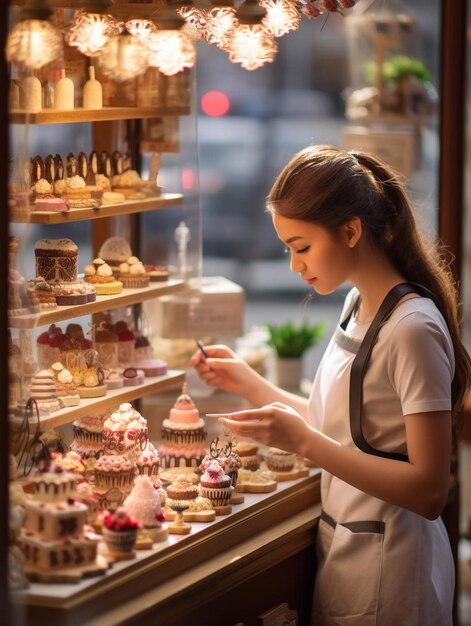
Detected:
left=54, top=69, right=74, bottom=110
left=20, top=74, right=42, bottom=112
left=83, top=65, right=103, bottom=110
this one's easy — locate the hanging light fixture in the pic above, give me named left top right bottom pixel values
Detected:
left=125, top=18, right=156, bottom=44
left=177, top=2, right=208, bottom=41
left=205, top=0, right=238, bottom=50
left=96, top=32, right=148, bottom=81
left=260, top=0, right=301, bottom=38
left=6, top=0, right=63, bottom=70
left=65, top=0, right=120, bottom=57
left=228, top=0, right=277, bottom=71
left=145, top=6, right=196, bottom=76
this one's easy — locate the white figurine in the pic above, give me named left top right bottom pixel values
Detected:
left=54, top=69, right=74, bottom=110
left=174, top=220, right=191, bottom=278
left=83, top=66, right=102, bottom=110
left=20, top=74, right=42, bottom=112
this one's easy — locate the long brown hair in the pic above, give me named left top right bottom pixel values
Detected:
left=267, top=144, right=471, bottom=429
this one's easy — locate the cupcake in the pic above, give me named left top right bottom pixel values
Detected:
left=264, top=447, right=297, bottom=473
left=166, top=474, right=199, bottom=501
left=218, top=452, right=242, bottom=488
left=94, top=454, right=136, bottom=494
left=74, top=480, right=100, bottom=524
left=102, top=508, right=140, bottom=557
left=232, top=441, right=261, bottom=471
left=118, top=256, right=150, bottom=289
left=199, top=460, right=233, bottom=507
left=122, top=367, right=145, bottom=386
left=124, top=475, right=167, bottom=543
left=136, top=442, right=160, bottom=480
left=102, top=402, right=148, bottom=457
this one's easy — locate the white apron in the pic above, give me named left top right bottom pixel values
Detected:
left=309, top=288, right=454, bottom=626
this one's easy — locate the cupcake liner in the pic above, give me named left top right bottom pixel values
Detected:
left=200, top=485, right=232, bottom=507
left=264, top=453, right=296, bottom=472
left=103, top=528, right=137, bottom=554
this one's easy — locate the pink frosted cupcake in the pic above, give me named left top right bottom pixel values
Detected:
left=199, top=460, right=233, bottom=507
left=136, top=442, right=160, bottom=479
left=94, top=454, right=136, bottom=494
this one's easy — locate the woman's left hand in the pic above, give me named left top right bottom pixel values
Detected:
left=217, top=402, right=311, bottom=454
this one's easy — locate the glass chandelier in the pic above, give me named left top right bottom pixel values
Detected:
left=96, top=32, right=149, bottom=82
left=228, top=0, right=277, bottom=71
left=6, top=0, right=63, bottom=70
left=261, top=0, right=301, bottom=38
left=145, top=7, right=196, bottom=76
left=65, top=0, right=120, bottom=57
left=205, top=0, right=238, bottom=50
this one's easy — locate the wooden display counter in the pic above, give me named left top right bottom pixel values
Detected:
left=13, top=470, right=321, bottom=626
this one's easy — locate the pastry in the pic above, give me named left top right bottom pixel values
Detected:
left=94, top=454, right=136, bottom=495
left=263, top=447, right=297, bottom=472
left=199, top=460, right=233, bottom=507
left=35, top=238, right=78, bottom=284
left=29, top=369, right=62, bottom=414
left=124, top=476, right=167, bottom=543
left=144, top=264, right=169, bottom=282
left=130, top=358, right=168, bottom=377
left=115, top=322, right=135, bottom=367
left=136, top=442, right=160, bottom=480
left=98, top=237, right=132, bottom=275
left=95, top=324, right=119, bottom=369
left=232, top=441, right=261, bottom=471
left=19, top=459, right=99, bottom=573
left=159, top=383, right=207, bottom=470
left=102, top=402, right=148, bottom=458
left=83, top=258, right=123, bottom=295
left=118, top=256, right=150, bottom=288
left=166, top=474, right=199, bottom=501
left=122, top=367, right=145, bottom=386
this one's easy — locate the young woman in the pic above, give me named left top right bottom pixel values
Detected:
left=191, top=145, right=471, bottom=626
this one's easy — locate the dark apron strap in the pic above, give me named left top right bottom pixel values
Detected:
left=349, top=282, right=433, bottom=462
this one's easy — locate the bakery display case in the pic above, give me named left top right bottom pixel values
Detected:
left=5, top=2, right=322, bottom=625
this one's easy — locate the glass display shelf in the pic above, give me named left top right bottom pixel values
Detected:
left=9, top=280, right=186, bottom=329
left=10, top=370, right=185, bottom=430
left=10, top=107, right=190, bottom=125
left=10, top=194, right=184, bottom=225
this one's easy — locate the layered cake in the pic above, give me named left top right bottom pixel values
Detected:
left=35, top=238, right=78, bottom=284
left=34, top=238, right=96, bottom=306
left=19, top=460, right=99, bottom=574
left=102, top=402, right=148, bottom=458
left=29, top=369, right=61, bottom=414
left=159, top=383, right=207, bottom=469
left=94, top=324, right=119, bottom=369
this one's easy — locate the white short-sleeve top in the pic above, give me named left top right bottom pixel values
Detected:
left=309, top=287, right=455, bottom=459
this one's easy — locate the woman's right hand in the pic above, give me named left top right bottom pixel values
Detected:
left=190, top=344, right=257, bottom=398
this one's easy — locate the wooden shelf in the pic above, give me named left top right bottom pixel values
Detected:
left=8, top=280, right=186, bottom=329
left=11, top=370, right=185, bottom=431
left=10, top=193, right=184, bottom=225
left=14, top=470, right=321, bottom=626
left=9, top=106, right=190, bottom=125
left=12, top=1, right=168, bottom=19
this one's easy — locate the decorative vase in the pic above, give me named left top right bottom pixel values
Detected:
left=83, top=66, right=103, bottom=110
left=274, top=357, right=302, bottom=390
left=54, top=69, right=74, bottom=110
left=102, top=527, right=137, bottom=556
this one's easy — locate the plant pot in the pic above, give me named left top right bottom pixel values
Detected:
left=274, top=357, right=302, bottom=390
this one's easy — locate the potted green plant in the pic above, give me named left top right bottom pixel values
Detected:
left=265, top=319, right=325, bottom=389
